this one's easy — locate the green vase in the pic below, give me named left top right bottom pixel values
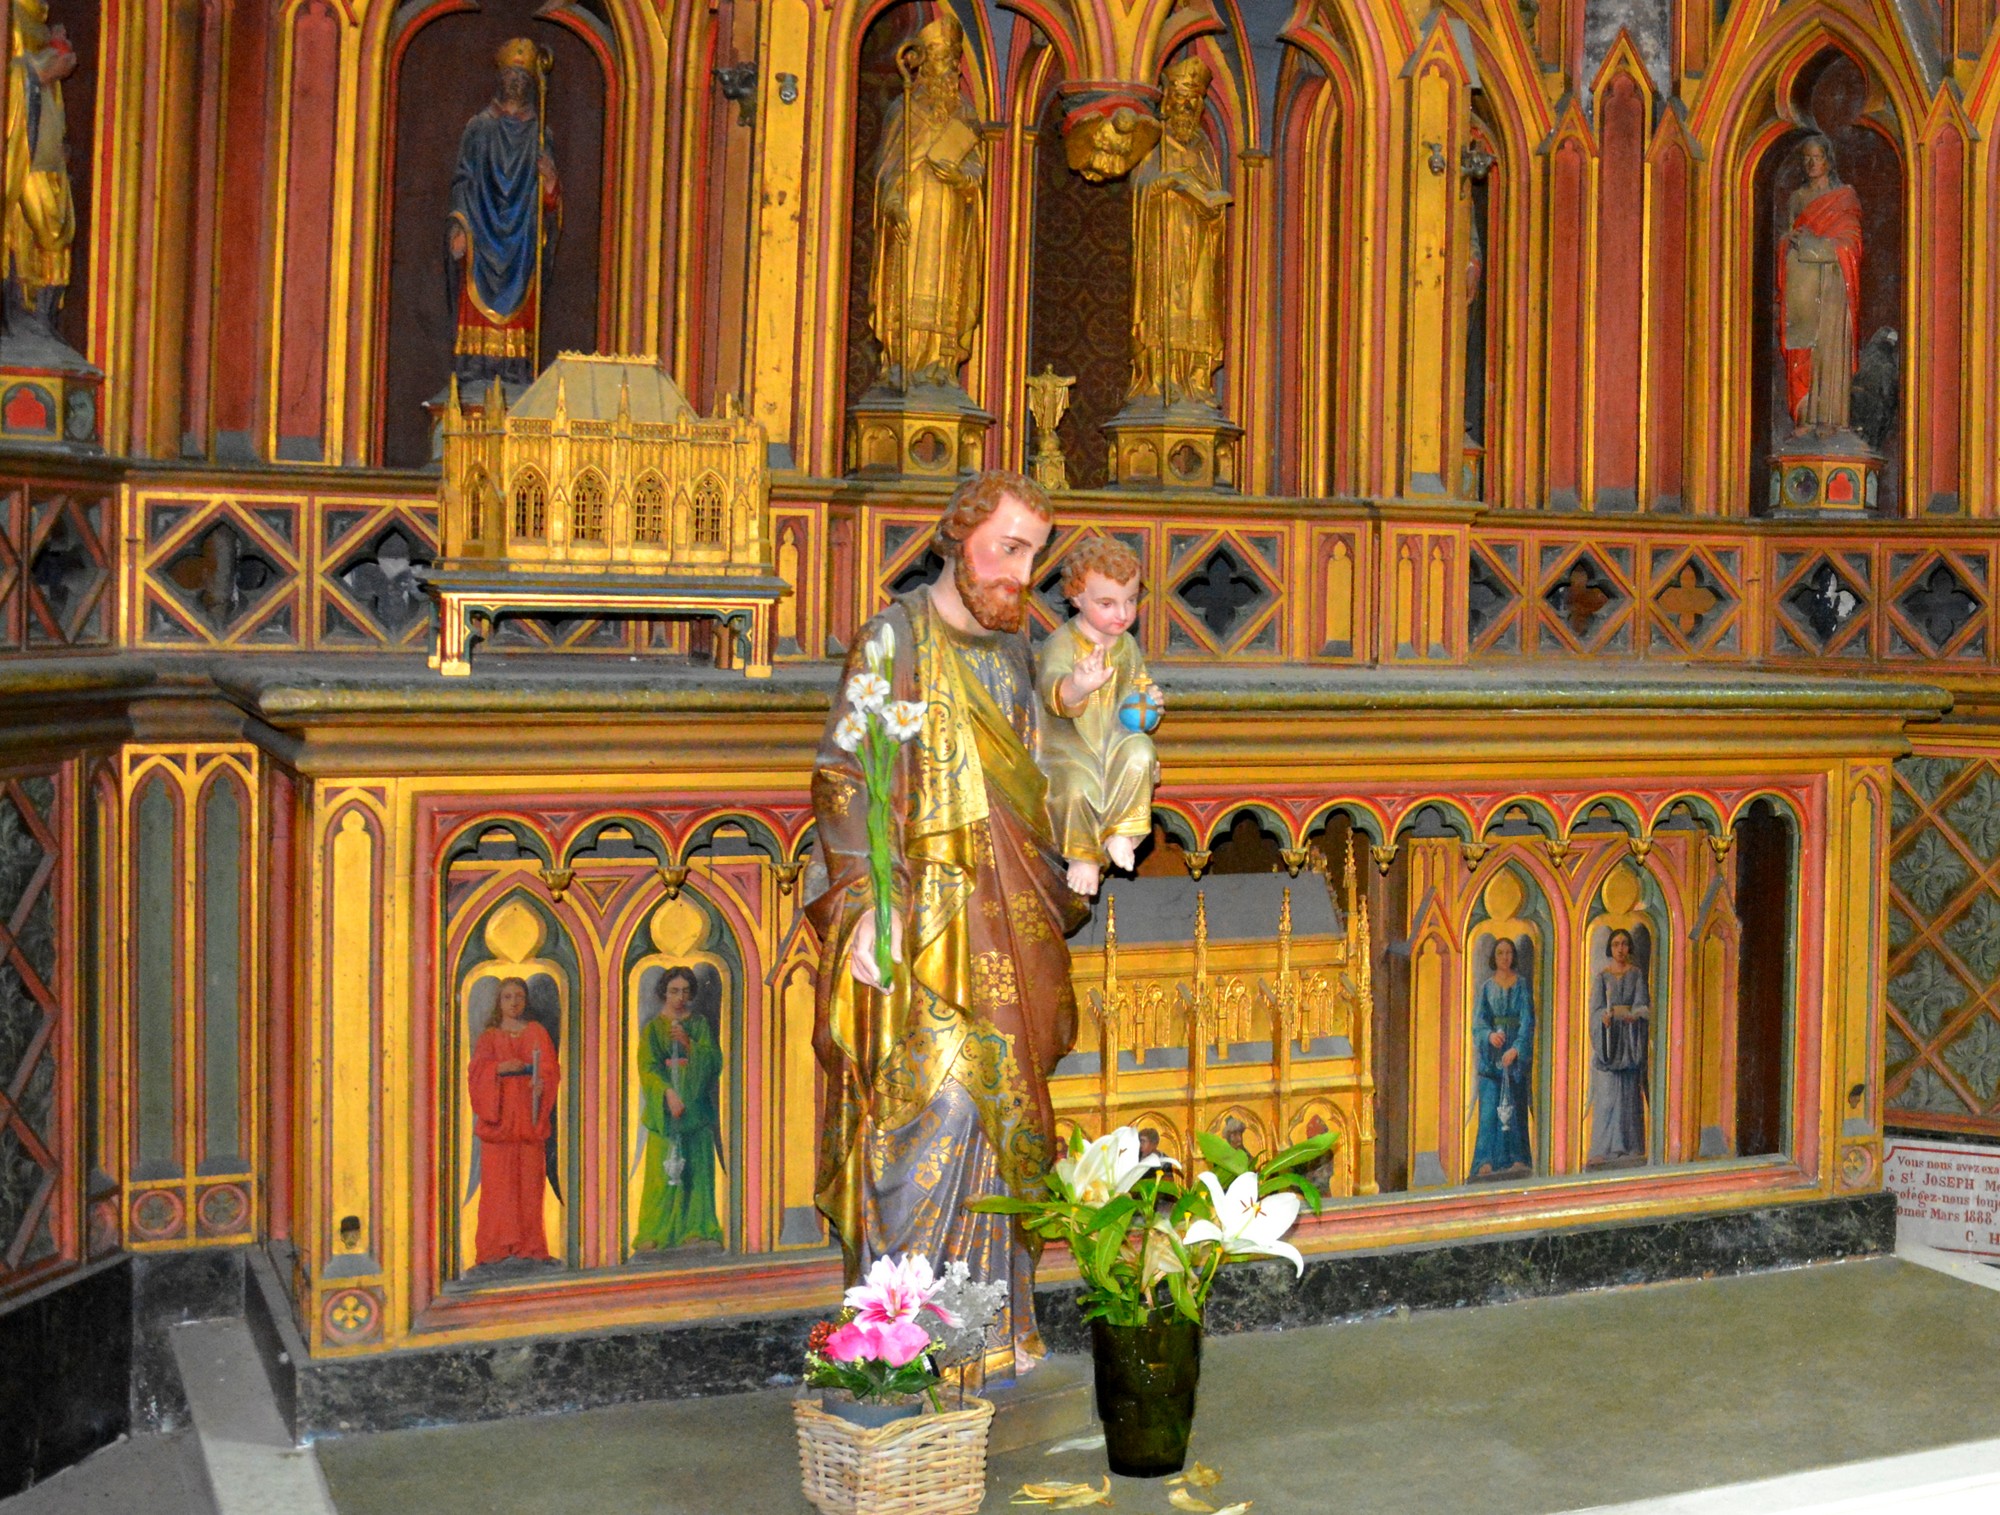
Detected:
left=1089, top=1313, right=1203, bottom=1478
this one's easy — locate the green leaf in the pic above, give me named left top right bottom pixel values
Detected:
left=1091, top=1224, right=1125, bottom=1281
left=964, top=1195, right=1042, bottom=1215
left=1264, top=1132, right=1337, bottom=1174
left=1085, top=1197, right=1139, bottom=1236
left=1196, top=1131, right=1251, bottom=1180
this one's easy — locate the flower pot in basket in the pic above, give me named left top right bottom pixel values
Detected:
left=1089, top=1313, right=1203, bottom=1478
left=794, top=1394, right=994, bottom=1515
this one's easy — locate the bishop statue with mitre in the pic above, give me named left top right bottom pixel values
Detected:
left=868, top=15, right=985, bottom=391
left=446, top=37, right=562, bottom=392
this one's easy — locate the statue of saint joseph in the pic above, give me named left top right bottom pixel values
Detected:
left=805, top=471, right=1085, bottom=1373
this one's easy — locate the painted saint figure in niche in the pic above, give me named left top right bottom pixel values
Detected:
left=868, top=15, right=984, bottom=391
left=3, top=0, right=78, bottom=342
left=1471, top=936, right=1535, bottom=1179
left=447, top=38, right=561, bottom=395
left=468, top=977, right=559, bottom=1267
left=1777, top=134, right=1861, bottom=438
left=633, top=965, right=724, bottom=1251
left=1588, top=927, right=1653, bottom=1167
left=1129, top=57, right=1231, bottom=408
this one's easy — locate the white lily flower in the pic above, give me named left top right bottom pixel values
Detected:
left=1054, top=1127, right=1159, bottom=1207
left=882, top=700, right=925, bottom=742
left=867, top=622, right=896, bottom=675
left=845, top=671, right=891, bottom=714
left=832, top=710, right=868, bottom=753
left=1180, top=1170, right=1305, bottom=1275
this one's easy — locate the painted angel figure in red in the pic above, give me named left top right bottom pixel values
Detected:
left=468, top=976, right=559, bottom=1266
left=1777, top=133, right=1862, bottom=438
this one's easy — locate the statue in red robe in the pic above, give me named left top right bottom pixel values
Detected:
left=1776, top=134, right=1861, bottom=438
left=468, top=977, right=559, bottom=1266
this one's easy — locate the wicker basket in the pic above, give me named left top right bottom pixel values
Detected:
left=793, top=1394, right=995, bottom=1515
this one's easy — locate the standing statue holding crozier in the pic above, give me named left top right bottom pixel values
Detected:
left=806, top=471, right=1086, bottom=1374
left=1129, top=57, right=1230, bottom=408
left=868, top=16, right=984, bottom=393
left=3, top=0, right=77, bottom=347
left=1102, top=55, right=1239, bottom=489
left=447, top=38, right=561, bottom=398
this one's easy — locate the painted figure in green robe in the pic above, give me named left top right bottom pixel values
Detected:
left=634, top=965, right=724, bottom=1250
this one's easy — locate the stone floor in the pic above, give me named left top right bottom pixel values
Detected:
left=9, top=1256, right=1998, bottom=1515
left=303, top=1257, right=2000, bottom=1515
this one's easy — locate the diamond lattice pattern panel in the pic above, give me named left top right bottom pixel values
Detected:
left=0, top=776, right=60, bottom=1278
left=1888, top=754, right=2000, bottom=1132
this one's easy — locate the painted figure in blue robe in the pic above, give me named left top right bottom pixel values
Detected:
left=446, top=37, right=560, bottom=392
left=1587, top=928, right=1652, bottom=1166
left=1471, top=935, right=1535, bottom=1178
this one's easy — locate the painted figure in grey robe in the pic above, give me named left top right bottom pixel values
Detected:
left=1588, top=928, right=1652, bottom=1165
left=1470, top=935, right=1535, bottom=1178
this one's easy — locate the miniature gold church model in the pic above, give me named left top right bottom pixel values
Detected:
left=426, top=353, right=786, bottom=676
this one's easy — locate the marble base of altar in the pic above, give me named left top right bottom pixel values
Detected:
left=245, top=1190, right=1888, bottom=1442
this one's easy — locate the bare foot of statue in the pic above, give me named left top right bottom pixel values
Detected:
left=1067, top=858, right=1101, bottom=896
left=1104, top=834, right=1138, bottom=872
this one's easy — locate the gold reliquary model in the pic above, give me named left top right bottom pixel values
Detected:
left=1052, top=846, right=1379, bottom=1199
left=424, top=353, right=788, bottom=676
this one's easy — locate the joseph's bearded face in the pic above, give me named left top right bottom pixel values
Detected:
left=952, top=496, right=1052, bottom=634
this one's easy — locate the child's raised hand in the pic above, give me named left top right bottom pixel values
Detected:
left=1071, top=643, right=1115, bottom=695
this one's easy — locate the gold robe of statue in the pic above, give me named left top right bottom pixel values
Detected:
left=805, top=592, right=1084, bottom=1362
left=869, top=16, right=984, bottom=390
left=1129, top=57, right=1230, bottom=407
left=4, top=0, right=76, bottom=313
left=1036, top=620, right=1159, bottom=866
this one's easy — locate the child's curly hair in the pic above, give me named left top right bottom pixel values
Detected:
left=1058, top=534, right=1143, bottom=598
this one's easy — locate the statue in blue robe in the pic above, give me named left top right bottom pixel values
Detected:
left=1471, top=935, right=1536, bottom=1179
left=446, top=37, right=560, bottom=391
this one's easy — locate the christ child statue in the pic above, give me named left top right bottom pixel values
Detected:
left=1036, top=535, right=1162, bottom=897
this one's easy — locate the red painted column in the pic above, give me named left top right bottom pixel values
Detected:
left=1591, top=75, right=1646, bottom=509
left=1546, top=136, right=1589, bottom=509
left=1647, top=135, right=1691, bottom=511
left=274, top=1, right=338, bottom=462
left=208, top=0, right=272, bottom=460
left=1924, top=127, right=1965, bottom=514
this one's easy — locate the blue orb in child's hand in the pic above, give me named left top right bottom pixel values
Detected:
left=1118, top=685, right=1164, bottom=734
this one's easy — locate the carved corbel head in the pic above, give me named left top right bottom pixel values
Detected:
left=1059, top=88, right=1163, bottom=183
